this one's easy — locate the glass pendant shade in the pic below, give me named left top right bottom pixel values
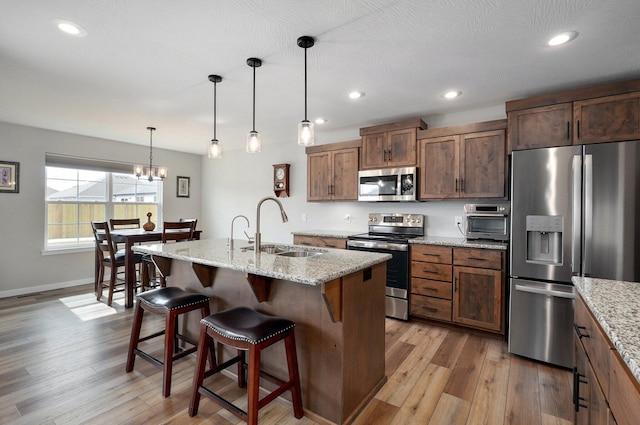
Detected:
left=208, top=139, right=222, bottom=159
left=246, top=130, right=261, bottom=153
left=298, top=119, right=314, bottom=146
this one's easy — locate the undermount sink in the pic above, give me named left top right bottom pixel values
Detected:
left=241, top=244, right=325, bottom=257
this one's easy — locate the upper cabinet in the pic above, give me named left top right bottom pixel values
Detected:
left=417, top=120, right=507, bottom=200
left=507, top=79, right=640, bottom=151
left=359, top=118, right=427, bottom=169
left=306, top=139, right=360, bottom=202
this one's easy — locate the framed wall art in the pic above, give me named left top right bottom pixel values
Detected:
left=0, top=161, right=19, bottom=193
left=177, top=176, right=190, bottom=198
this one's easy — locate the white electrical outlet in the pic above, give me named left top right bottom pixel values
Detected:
left=301, top=213, right=307, bottom=222
left=344, top=213, right=351, bottom=223
left=455, top=216, right=462, bottom=227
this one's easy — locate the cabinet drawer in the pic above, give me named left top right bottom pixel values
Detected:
left=293, top=235, right=346, bottom=249
left=411, top=261, right=452, bottom=282
left=411, top=245, right=452, bottom=264
left=609, top=350, right=640, bottom=425
left=453, top=247, right=503, bottom=269
left=410, top=295, right=452, bottom=321
left=575, top=295, right=613, bottom=395
left=411, top=277, right=452, bottom=300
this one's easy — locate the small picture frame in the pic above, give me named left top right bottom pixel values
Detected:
left=177, top=176, right=190, bottom=198
left=0, top=161, right=19, bottom=193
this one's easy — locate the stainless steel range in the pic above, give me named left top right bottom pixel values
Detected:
left=347, top=213, right=424, bottom=320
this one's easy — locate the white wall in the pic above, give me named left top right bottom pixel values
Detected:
left=0, top=122, right=201, bottom=296
left=200, top=104, right=507, bottom=244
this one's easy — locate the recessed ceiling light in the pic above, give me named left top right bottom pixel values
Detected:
left=443, top=90, right=462, bottom=99
left=314, top=118, right=327, bottom=124
left=547, top=31, right=578, bottom=46
left=348, top=91, right=365, bottom=99
left=52, top=19, right=87, bottom=37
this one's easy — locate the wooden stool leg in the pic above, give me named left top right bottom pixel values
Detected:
left=238, top=350, right=246, bottom=388
left=247, top=346, right=261, bottom=425
left=126, top=303, right=144, bottom=372
left=163, top=311, right=176, bottom=397
left=285, top=331, right=304, bottom=418
left=189, top=325, right=210, bottom=417
left=107, top=265, right=117, bottom=306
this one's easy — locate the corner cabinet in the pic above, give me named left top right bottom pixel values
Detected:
left=507, top=79, right=640, bottom=151
left=359, top=118, right=427, bottom=170
left=306, top=140, right=360, bottom=201
left=417, top=120, right=507, bottom=200
left=410, top=244, right=506, bottom=335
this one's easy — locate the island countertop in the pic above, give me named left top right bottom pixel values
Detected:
left=132, top=238, right=391, bottom=286
left=573, top=276, right=640, bottom=385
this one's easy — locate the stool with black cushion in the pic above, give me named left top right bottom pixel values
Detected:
left=126, top=287, right=215, bottom=398
left=189, top=306, right=303, bottom=425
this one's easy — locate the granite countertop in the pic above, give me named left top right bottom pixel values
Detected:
left=409, top=235, right=508, bottom=250
left=291, top=230, right=363, bottom=238
left=132, top=238, right=391, bottom=286
left=573, top=276, right=640, bottom=385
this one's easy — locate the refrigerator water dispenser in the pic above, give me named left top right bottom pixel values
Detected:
left=525, top=215, right=563, bottom=265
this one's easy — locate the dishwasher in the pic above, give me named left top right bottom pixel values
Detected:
left=508, top=278, right=575, bottom=369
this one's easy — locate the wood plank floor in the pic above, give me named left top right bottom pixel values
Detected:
left=0, top=285, right=574, bottom=425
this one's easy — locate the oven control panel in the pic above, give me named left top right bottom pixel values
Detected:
left=368, top=213, right=424, bottom=228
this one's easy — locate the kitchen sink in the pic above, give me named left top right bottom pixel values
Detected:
left=276, top=250, right=323, bottom=258
left=241, top=244, right=325, bottom=257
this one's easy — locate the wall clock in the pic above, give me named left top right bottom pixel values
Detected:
left=273, top=163, right=290, bottom=197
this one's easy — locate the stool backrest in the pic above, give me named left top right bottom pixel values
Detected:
left=179, top=218, right=198, bottom=230
left=162, top=221, right=196, bottom=243
left=109, top=218, right=141, bottom=230
left=91, top=221, right=117, bottom=262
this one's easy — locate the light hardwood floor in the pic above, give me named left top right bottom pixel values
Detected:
left=0, top=285, right=574, bottom=425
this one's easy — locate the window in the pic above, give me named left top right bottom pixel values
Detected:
left=45, top=162, right=162, bottom=249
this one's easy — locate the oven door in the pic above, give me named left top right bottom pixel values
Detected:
left=347, top=240, right=410, bottom=320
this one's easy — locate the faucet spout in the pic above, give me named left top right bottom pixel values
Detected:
left=255, top=196, right=288, bottom=254
left=229, top=214, right=250, bottom=251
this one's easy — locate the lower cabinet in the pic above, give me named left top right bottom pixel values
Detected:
left=574, top=293, right=640, bottom=425
left=410, top=244, right=506, bottom=334
left=293, top=235, right=347, bottom=249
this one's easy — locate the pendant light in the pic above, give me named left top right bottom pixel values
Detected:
left=134, top=127, right=167, bottom=181
left=246, top=57, right=262, bottom=153
left=207, top=74, right=223, bottom=159
left=297, top=36, right=315, bottom=146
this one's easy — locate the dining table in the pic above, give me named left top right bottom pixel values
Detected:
left=96, top=228, right=201, bottom=308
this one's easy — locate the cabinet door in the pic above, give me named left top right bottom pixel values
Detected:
left=331, top=147, right=359, bottom=200
left=574, top=92, right=640, bottom=145
left=361, top=133, right=387, bottom=169
left=508, top=103, right=573, bottom=150
left=459, top=129, right=506, bottom=198
left=574, top=333, right=589, bottom=425
left=387, top=128, right=417, bottom=167
left=418, top=135, right=459, bottom=199
left=453, top=266, right=502, bottom=332
left=609, top=350, right=640, bottom=425
left=307, top=152, right=331, bottom=201
left=293, top=235, right=346, bottom=249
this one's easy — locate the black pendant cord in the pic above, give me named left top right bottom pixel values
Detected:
left=213, top=80, right=217, bottom=140
left=304, top=46, right=308, bottom=121
left=252, top=64, right=256, bottom=132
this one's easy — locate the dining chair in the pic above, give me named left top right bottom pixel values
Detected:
left=142, top=220, right=197, bottom=289
left=109, top=218, right=141, bottom=230
left=91, top=221, right=144, bottom=306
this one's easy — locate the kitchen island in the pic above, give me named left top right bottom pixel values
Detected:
left=133, top=238, right=391, bottom=425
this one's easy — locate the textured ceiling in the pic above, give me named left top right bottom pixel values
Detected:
left=1, top=0, right=639, bottom=154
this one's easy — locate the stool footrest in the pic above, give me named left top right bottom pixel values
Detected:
left=204, top=355, right=242, bottom=380
left=199, top=386, right=247, bottom=419
left=138, top=329, right=165, bottom=343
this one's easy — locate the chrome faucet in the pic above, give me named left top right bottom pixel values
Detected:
left=229, top=214, right=250, bottom=251
left=255, top=196, right=288, bottom=254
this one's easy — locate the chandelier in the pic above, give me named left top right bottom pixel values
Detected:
left=134, top=126, right=167, bottom=181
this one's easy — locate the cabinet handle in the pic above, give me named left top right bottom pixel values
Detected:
left=573, top=323, right=590, bottom=339
left=424, top=306, right=438, bottom=313
left=460, top=178, right=464, bottom=193
left=455, top=178, right=459, bottom=192
left=567, top=121, right=571, bottom=140
left=572, top=367, right=589, bottom=410
left=422, top=286, right=437, bottom=291
left=577, top=120, right=580, bottom=139
left=467, top=257, right=485, bottom=261
left=388, top=149, right=392, bottom=161
left=453, top=276, right=457, bottom=292
left=383, top=149, right=387, bottom=162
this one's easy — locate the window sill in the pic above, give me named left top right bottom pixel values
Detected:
left=42, top=246, right=94, bottom=256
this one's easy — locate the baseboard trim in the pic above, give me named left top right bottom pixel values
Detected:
left=0, top=278, right=92, bottom=299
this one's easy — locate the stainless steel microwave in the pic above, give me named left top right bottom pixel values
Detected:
left=464, top=203, right=510, bottom=241
left=358, top=167, right=417, bottom=202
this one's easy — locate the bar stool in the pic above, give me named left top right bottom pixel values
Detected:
left=189, top=306, right=303, bottom=425
left=126, top=287, right=214, bottom=397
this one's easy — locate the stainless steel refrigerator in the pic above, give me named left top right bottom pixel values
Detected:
left=509, top=141, right=640, bottom=368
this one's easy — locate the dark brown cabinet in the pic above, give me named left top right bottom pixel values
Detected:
left=418, top=121, right=506, bottom=200
left=306, top=140, right=360, bottom=201
left=410, top=244, right=506, bottom=334
left=507, top=80, right=640, bottom=150
left=359, top=118, right=427, bottom=170
left=292, top=235, right=347, bottom=249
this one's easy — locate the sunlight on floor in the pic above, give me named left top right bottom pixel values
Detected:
left=59, top=292, right=123, bottom=321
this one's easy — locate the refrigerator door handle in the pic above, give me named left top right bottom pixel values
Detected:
left=572, top=154, right=583, bottom=276
left=514, top=284, right=575, bottom=299
left=583, top=154, right=593, bottom=276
